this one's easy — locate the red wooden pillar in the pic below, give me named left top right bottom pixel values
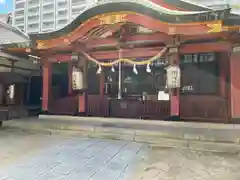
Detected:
left=78, top=58, right=88, bottom=114
left=99, top=72, right=105, bottom=96
left=68, top=62, right=73, bottom=94
left=168, top=47, right=180, bottom=118
left=230, top=47, right=240, bottom=120
left=219, top=52, right=229, bottom=98
left=42, top=60, right=52, bottom=112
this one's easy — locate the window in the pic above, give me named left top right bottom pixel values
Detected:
left=180, top=53, right=219, bottom=94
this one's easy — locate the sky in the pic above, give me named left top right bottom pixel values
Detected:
left=0, top=0, right=12, bottom=14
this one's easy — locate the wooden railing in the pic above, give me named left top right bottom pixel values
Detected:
left=140, top=100, right=170, bottom=119
left=180, top=95, right=229, bottom=122
left=87, top=95, right=109, bottom=117
left=49, top=94, right=229, bottom=122
left=86, top=98, right=170, bottom=120
left=49, top=94, right=78, bottom=115
left=109, top=99, right=142, bottom=119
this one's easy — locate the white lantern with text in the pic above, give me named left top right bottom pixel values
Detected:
left=165, top=65, right=181, bottom=89
left=72, top=67, right=83, bottom=90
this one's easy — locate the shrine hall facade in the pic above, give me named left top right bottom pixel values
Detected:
left=4, top=0, right=240, bottom=123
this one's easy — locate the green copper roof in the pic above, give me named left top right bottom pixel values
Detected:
left=29, top=0, right=230, bottom=41
left=0, top=22, right=29, bottom=45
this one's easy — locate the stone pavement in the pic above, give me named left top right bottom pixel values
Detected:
left=0, top=133, right=145, bottom=180
left=134, top=146, right=240, bottom=180
left=1, top=128, right=240, bottom=180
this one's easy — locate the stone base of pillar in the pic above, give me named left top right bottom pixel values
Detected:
left=166, top=115, right=180, bottom=121
left=41, top=110, right=50, bottom=115
left=76, top=112, right=87, bottom=116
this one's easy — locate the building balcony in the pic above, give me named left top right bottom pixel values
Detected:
left=27, top=6, right=40, bottom=13
left=27, top=17, right=40, bottom=24
left=57, top=19, right=68, bottom=25
left=15, top=0, right=25, bottom=4
left=42, top=8, right=55, bottom=14
left=27, top=24, right=40, bottom=33
left=14, top=21, right=24, bottom=26
left=15, top=7, right=25, bottom=12
left=71, top=4, right=86, bottom=9
left=57, top=7, right=69, bottom=11
left=27, top=11, right=39, bottom=16
left=28, top=3, right=40, bottom=9
left=16, top=25, right=24, bottom=32
left=42, top=1, right=54, bottom=6
left=71, top=0, right=86, bottom=6
left=42, top=18, right=55, bottom=23
left=56, top=15, right=69, bottom=20
left=14, top=15, right=24, bottom=20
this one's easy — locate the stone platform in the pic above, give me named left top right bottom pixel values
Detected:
left=3, top=115, right=240, bottom=153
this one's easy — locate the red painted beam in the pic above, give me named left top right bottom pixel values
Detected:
left=91, top=47, right=164, bottom=59
left=47, top=47, right=164, bottom=62
left=180, top=42, right=231, bottom=54
left=85, top=38, right=118, bottom=49
left=125, top=33, right=171, bottom=42
left=181, top=32, right=230, bottom=42
left=41, top=32, right=228, bottom=55
left=47, top=42, right=231, bottom=62
left=85, top=33, right=171, bottom=49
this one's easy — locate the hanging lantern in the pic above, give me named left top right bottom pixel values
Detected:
left=146, top=63, right=151, bottom=73
left=133, top=64, right=138, bottom=75
left=111, top=65, right=115, bottom=72
left=165, top=65, right=181, bottom=89
left=96, top=65, right=102, bottom=74
left=72, top=67, right=83, bottom=90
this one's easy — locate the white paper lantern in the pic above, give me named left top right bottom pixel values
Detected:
left=72, top=67, right=83, bottom=90
left=165, top=65, right=181, bottom=88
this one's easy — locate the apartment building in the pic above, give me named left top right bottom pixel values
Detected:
left=183, top=0, right=240, bottom=14
left=12, top=0, right=97, bottom=33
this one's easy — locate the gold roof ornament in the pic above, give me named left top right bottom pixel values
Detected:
left=207, top=22, right=223, bottom=33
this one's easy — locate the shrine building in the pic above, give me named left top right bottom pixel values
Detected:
left=3, top=0, right=240, bottom=123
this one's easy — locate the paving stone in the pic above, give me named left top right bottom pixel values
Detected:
left=2, top=128, right=240, bottom=180
left=4, top=166, right=42, bottom=180
left=89, top=142, right=142, bottom=180
left=33, top=172, right=66, bottom=180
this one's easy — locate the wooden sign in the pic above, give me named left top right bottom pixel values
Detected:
left=182, top=53, right=215, bottom=64
left=71, top=53, right=78, bottom=61
left=233, top=46, right=240, bottom=53
left=199, top=53, right=215, bottom=62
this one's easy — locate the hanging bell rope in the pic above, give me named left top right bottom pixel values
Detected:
left=83, top=47, right=168, bottom=67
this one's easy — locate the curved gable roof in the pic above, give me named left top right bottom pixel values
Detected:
left=29, top=0, right=230, bottom=41
left=0, top=22, right=29, bottom=44
left=0, top=22, right=30, bottom=49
